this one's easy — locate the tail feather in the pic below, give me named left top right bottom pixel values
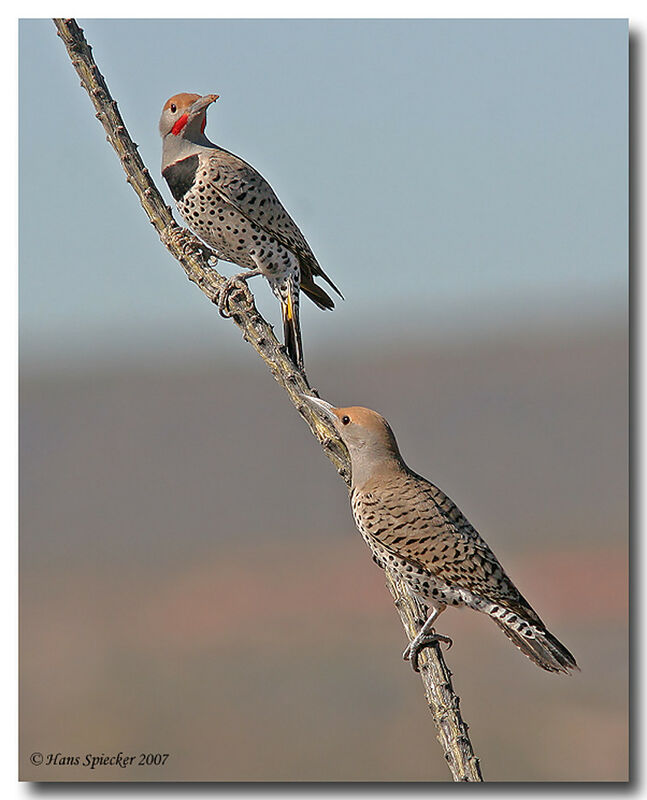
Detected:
left=315, top=267, right=344, bottom=301
left=491, top=610, right=579, bottom=674
left=300, top=275, right=337, bottom=310
left=299, top=252, right=344, bottom=309
left=281, top=286, right=304, bottom=369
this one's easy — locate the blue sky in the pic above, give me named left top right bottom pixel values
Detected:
left=19, top=18, right=627, bottom=365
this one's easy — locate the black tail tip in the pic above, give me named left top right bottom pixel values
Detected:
left=282, top=307, right=304, bottom=370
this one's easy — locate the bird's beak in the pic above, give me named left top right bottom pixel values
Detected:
left=189, top=94, right=219, bottom=118
left=301, top=394, right=338, bottom=424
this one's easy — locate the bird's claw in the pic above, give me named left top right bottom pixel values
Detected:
left=218, top=276, right=253, bottom=318
left=403, top=631, right=453, bottom=672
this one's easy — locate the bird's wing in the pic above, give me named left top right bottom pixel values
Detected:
left=360, top=471, right=541, bottom=620
left=206, top=148, right=307, bottom=248
left=207, top=148, right=342, bottom=298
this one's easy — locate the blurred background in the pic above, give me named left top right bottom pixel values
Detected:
left=20, top=19, right=627, bottom=781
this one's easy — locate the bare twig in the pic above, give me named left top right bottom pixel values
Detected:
left=53, top=17, right=483, bottom=782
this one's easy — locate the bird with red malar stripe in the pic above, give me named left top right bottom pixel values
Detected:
left=159, top=93, right=342, bottom=370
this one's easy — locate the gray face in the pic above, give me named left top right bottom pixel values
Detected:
left=159, top=94, right=219, bottom=172
left=159, top=94, right=197, bottom=137
left=158, top=93, right=217, bottom=139
left=303, top=396, right=404, bottom=485
left=158, top=105, right=180, bottom=137
left=333, top=414, right=379, bottom=456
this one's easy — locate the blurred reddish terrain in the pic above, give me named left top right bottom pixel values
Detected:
left=20, top=321, right=627, bottom=781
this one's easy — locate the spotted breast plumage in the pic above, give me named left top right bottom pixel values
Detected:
left=159, top=93, right=342, bottom=369
left=303, top=397, right=579, bottom=675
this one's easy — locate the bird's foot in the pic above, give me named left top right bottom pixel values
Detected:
left=403, top=631, right=453, bottom=672
left=218, top=270, right=262, bottom=318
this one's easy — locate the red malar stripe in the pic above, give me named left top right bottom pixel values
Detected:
left=171, top=113, right=189, bottom=136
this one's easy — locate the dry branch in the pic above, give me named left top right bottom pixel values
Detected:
left=53, top=17, right=483, bottom=782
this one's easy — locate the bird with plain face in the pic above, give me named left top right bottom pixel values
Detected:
left=303, top=396, right=579, bottom=674
left=159, top=93, right=342, bottom=370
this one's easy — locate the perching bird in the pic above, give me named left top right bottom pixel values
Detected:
left=159, top=93, right=342, bottom=369
left=303, top=397, right=579, bottom=675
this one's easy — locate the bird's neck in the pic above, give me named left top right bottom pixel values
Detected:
left=162, top=131, right=214, bottom=167
left=350, top=449, right=407, bottom=492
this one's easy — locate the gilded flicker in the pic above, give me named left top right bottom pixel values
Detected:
left=303, top=397, right=579, bottom=674
left=159, top=93, right=342, bottom=369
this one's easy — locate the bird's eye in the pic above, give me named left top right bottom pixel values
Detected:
left=170, top=103, right=177, bottom=113
left=341, top=415, right=351, bottom=426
